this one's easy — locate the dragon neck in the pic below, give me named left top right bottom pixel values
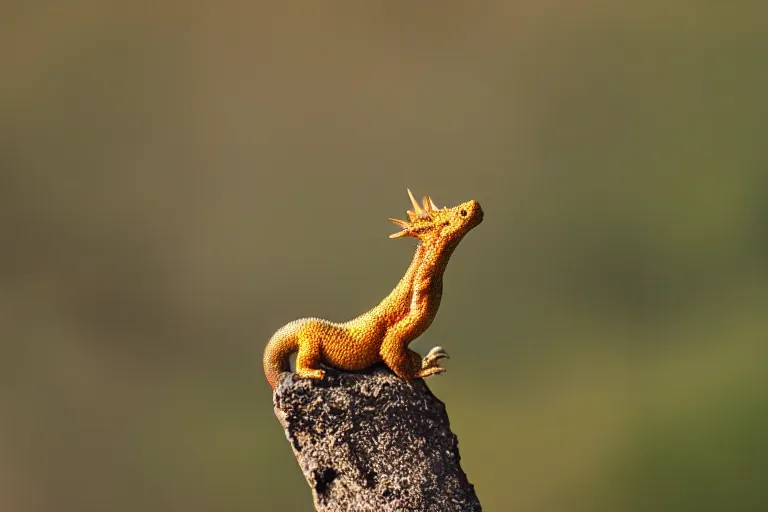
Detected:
left=415, top=237, right=459, bottom=285
left=382, top=243, right=427, bottom=305
left=373, top=237, right=459, bottom=319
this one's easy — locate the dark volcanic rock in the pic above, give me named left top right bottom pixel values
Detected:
left=273, top=365, right=482, bottom=512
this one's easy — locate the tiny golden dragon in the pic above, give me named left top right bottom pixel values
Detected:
left=263, top=189, right=483, bottom=389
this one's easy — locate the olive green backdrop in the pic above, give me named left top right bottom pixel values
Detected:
left=2, top=2, right=767, bottom=511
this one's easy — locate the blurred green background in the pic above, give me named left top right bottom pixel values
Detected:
left=2, top=2, right=767, bottom=511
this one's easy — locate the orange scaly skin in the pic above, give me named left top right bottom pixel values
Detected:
left=263, top=190, right=483, bottom=389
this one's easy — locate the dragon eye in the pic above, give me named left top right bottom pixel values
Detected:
left=460, top=209, right=467, bottom=217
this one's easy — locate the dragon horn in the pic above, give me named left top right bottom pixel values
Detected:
left=407, top=189, right=423, bottom=216
left=424, top=196, right=439, bottom=212
left=388, top=218, right=410, bottom=238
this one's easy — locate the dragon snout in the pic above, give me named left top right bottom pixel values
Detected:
left=465, top=200, right=484, bottom=227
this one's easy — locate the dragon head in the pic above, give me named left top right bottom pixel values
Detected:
left=389, top=189, right=483, bottom=245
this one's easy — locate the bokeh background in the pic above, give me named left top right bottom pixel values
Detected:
left=2, top=2, right=767, bottom=511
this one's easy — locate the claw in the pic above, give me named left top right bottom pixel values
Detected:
left=426, top=345, right=450, bottom=360
left=422, top=346, right=450, bottom=368
left=417, top=366, right=446, bottom=378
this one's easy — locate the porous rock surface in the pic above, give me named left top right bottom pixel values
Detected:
left=273, top=365, right=482, bottom=511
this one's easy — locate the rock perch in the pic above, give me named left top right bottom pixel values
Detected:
left=272, top=365, right=482, bottom=511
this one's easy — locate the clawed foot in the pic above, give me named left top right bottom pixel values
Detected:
left=422, top=345, right=450, bottom=367
left=417, top=346, right=449, bottom=378
left=295, top=368, right=326, bottom=381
